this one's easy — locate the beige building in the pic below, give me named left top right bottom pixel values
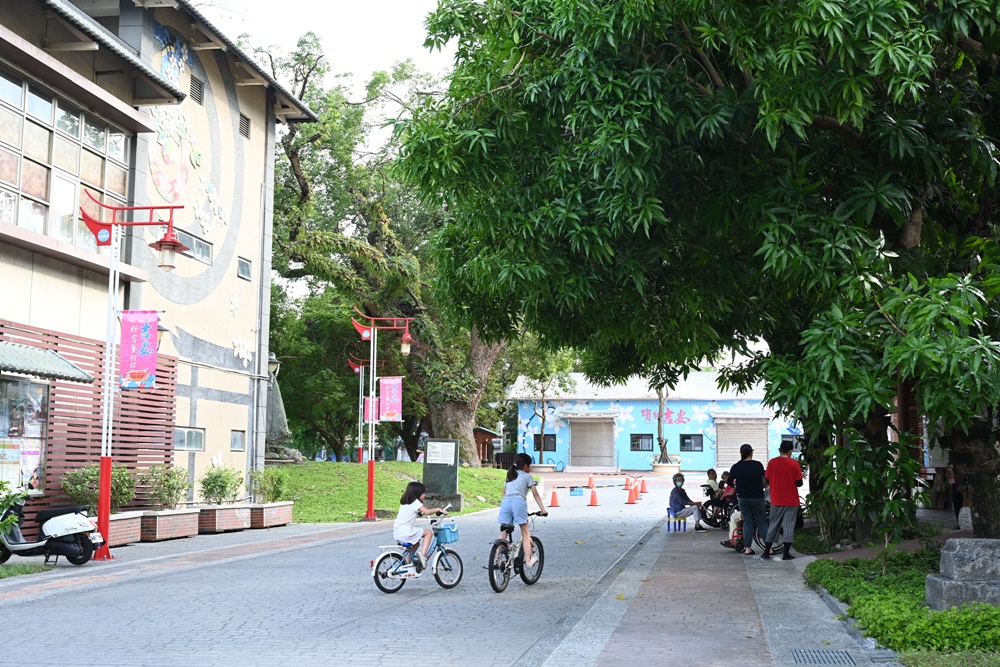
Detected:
left=0, top=0, right=313, bottom=510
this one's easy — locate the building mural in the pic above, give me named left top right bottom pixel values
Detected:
left=511, top=373, right=801, bottom=471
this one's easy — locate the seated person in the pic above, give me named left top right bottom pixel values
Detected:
left=669, top=473, right=712, bottom=532
left=720, top=508, right=742, bottom=549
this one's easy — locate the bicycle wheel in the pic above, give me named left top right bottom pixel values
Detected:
left=433, top=548, right=464, bottom=589
left=519, top=537, right=544, bottom=585
left=373, top=551, right=407, bottom=593
left=488, top=540, right=511, bottom=593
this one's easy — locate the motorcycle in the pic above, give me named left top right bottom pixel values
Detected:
left=0, top=491, right=104, bottom=566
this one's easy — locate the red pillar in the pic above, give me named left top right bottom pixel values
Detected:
left=92, top=455, right=115, bottom=560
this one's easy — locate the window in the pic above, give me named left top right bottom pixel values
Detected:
left=237, top=257, right=252, bottom=280
left=239, top=113, right=250, bottom=139
left=230, top=430, right=245, bottom=452
left=680, top=434, right=703, bottom=452
left=532, top=434, right=555, bottom=451
left=0, top=378, right=49, bottom=494
left=781, top=435, right=802, bottom=452
left=630, top=433, right=653, bottom=451
left=0, top=68, right=128, bottom=252
left=189, top=77, right=204, bottom=105
left=174, top=427, right=205, bottom=451
left=175, top=229, right=212, bottom=264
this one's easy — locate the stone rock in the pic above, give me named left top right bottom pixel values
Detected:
left=959, top=506, right=973, bottom=532
left=926, top=538, right=1000, bottom=611
left=264, top=445, right=306, bottom=463
left=940, top=538, right=1000, bottom=581
left=476, top=496, right=486, bottom=503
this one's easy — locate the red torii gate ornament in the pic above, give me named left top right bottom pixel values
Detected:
left=80, top=190, right=189, bottom=270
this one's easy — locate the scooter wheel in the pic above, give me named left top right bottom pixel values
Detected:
left=66, top=536, right=94, bottom=566
left=0, top=543, right=10, bottom=564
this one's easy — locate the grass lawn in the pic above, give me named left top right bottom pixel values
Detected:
left=899, top=651, right=1000, bottom=667
left=281, top=461, right=510, bottom=523
left=0, top=563, right=52, bottom=579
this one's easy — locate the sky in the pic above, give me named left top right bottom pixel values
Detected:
left=199, top=0, right=455, bottom=98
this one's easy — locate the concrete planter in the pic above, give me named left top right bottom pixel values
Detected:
left=198, top=505, right=251, bottom=534
left=532, top=464, right=557, bottom=474
left=140, top=508, right=201, bottom=542
left=651, top=462, right=681, bottom=476
left=249, top=501, right=293, bottom=529
left=87, top=511, right=143, bottom=547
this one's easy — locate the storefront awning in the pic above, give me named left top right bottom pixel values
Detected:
left=0, top=341, right=94, bottom=383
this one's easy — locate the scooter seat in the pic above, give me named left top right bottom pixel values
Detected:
left=34, top=506, right=89, bottom=525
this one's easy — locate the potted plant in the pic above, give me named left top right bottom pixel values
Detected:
left=197, top=464, right=250, bottom=533
left=61, top=463, right=141, bottom=546
left=138, top=464, right=199, bottom=542
left=247, top=467, right=294, bottom=529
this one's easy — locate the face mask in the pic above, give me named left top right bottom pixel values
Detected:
left=675, top=481, right=684, bottom=488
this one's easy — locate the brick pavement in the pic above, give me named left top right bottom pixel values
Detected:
left=595, top=527, right=773, bottom=667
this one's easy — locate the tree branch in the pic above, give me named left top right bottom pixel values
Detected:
left=812, top=115, right=864, bottom=150
left=678, top=20, right=725, bottom=89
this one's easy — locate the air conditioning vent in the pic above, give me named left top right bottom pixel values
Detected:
left=239, top=114, right=250, bottom=138
left=189, top=77, right=204, bottom=105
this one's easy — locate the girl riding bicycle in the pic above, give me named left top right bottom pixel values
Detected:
left=498, top=453, right=548, bottom=567
left=393, top=481, right=445, bottom=570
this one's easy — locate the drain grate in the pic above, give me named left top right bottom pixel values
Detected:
left=791, top=649, right=856, bottom=665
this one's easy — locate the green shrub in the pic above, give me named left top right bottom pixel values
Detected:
left=247, top=468, right=286, bottom=504
left=60, top=463, right=137, bottom=513
left=0, top=480, right=24, bottom=536
left=805, top=549, right=1000, bottom=652
left=198, top=465, right=243, bottom=505
left=139, top=464, right=190, bottom=510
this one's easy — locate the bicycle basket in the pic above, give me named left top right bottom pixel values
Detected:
left=436, top=523, right=459, bottom=544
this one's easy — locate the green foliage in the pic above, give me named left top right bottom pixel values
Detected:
left=805, top=550, right=1000, bottom=651
left=793, top=528, right=832, bottom=555
left=282, top=461, right=507, bottom=522
left=0, top=480, right=23, bottom=536
left=198, top=465, right=243, bottom=505
left=899, top=650, right=1000, bottom=667
left=139, top=464, right=190, bottom=510
left=0, top=563, right=52, bottom=579
left=60, top=463, right=137, bottom=513
left=248, top=468, right=287, bottom=504
left=806, top=492, right=855, bottom=546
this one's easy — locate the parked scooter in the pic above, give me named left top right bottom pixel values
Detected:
left=0, top=491, right=104, bottom=565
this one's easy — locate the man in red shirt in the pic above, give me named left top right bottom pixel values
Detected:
left=761, top=440, right=804, bottom=560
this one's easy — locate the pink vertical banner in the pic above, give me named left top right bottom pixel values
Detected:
left=379, top=376, right=403, bottom=422
left=364, top=397, right=379, bottom=423
left=119, top=310, right=158, bottom=389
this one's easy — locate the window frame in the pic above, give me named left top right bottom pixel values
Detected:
left=680, top=434, right=704, bottom=452
left=174, top=426, right=205, bottom=451
left=629, top=433, right=654, bottom=452
left=236, top=257, right=252, bottom=280
left=532, top=433, right=556, bottom=452
left=0, top=376, right=49, bottom=496
left=230, top=430, right=245, bottom=452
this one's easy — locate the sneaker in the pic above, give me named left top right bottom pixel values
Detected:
left=414, top=552, right=424, bottom=571
left=525, top=553, right=538, bottom=568
left=720, top=540, right=732, bottom=549
left=695, top=524, right=708, bottom=532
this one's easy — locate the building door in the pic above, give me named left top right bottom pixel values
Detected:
left=715, top=419, right=768, bottom=472
left=569, top=421, right=615, bottom=467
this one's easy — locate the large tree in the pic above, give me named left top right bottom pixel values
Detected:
left=399, top=0, right=1000, bottom=536
left=253, top=34, right=506, bottom=466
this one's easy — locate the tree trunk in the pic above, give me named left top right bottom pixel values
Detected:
left=657, top=386, right=669, bottom=463
left=422, top=327, right=506, bottom=467
left=939, top=414, right=1000, bottom=538
left=430, top=401, right=479, bottom=466
left=853, top=409, right=893, bottom=542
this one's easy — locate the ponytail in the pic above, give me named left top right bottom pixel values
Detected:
left=506, top=465, right=519, bottom=483
left=506, top=452, right=533, bottom=482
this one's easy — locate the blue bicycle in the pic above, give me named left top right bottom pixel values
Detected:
left=371, top=511, right=464, bottom=593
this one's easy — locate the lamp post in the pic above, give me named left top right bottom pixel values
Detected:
left=348, top=354, right=385, bottom=464
left=351, top=307, right=414, bottom=521
left=81, top=191, right=187, bottom=561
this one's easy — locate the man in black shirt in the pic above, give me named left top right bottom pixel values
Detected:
left=727, top=444, right=768, bottom=556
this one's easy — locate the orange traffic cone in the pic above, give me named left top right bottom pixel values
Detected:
left=588, top=489, right=600, bottom=506
left=624, top=476, right=632, bottom=491
left=625, top=486, right=636, bottom=504
left=640, top=478, right=649, bottom=494
left=550, top=489, right=560, bottom=508
left=587, top=474, right=595, bottom=489
left=630, top=486, right=639, bottom=503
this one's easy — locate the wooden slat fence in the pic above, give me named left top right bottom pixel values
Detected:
left=1, top=319, right=177, bottom=537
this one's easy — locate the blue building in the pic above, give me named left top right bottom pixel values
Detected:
left=509, top=372, right=800, bottom=473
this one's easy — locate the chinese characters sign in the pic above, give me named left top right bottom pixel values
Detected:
left=364, top=397, right=379, bottom=423
left=640, top=408, right=690, bottom=424
left=119, top=310, right=158, bottom=389
left=379, top=377, right=403, bottom=422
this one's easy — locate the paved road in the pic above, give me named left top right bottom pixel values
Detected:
left=0, top=487, right=671, bottom=667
